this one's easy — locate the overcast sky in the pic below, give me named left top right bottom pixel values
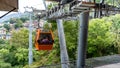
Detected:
left=0, top=0, right=49, bottom=16
left=19, top=0, right=46, bottom=12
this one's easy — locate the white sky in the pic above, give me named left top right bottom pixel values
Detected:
left=0, top=0, right=50, bottom=16
left=19, top=0, right=46, bottom=12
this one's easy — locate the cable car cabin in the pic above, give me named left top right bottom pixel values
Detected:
left=35, top=29, right=54, bottom=50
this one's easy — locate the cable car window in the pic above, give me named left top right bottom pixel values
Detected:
left=37, top=33, right=54, bottom=45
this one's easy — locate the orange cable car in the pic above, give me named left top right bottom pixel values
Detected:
left=35, top=28, right=54, bottom=50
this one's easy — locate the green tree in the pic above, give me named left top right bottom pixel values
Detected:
left=87, top=17, right=116, bottom=57
left=109, top=14, right=120, bottom=53
left=0, top=39, right=5, bottom=44
left=63, top=20, right=78, bottom=60
left=0, top=48, right=9, bottom=60
left=3, top=24, right=10, bottom=31
left=0, top=61, right=11, bottom=68
left=9, top=18, right=16, bottom=24
left=10, top=28, right=29, bottom=48
left=15, top=48, right=28, bottom=65
left=14, top=19, right=23, bottom=29
left=20, top=17, right=29, bottom=23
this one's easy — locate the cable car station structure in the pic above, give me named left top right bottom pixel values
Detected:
left=0, top=0, right=120, bottom=68
left=37, top=0, right=120, bottom=68
left=39, top=0, right=120, bottom=20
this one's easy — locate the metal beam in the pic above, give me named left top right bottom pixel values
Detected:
left=77, top=11, right=89, bottom=68
left=28, top=11, right=33, bottom=66
left=60, top=0, right=67, bottom=4
left=100, top=0, right=104, bottom=3
left=42, top=0, right=48, bottom=10
left=56, top=19, right=69, bottom=68
left=55, top=0, right=69, bottom=68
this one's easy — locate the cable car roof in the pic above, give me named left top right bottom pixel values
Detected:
left=0, top=0, right=18, bottom=12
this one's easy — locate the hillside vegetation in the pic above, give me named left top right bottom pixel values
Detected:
left=0, top=14, right=120, bottom=67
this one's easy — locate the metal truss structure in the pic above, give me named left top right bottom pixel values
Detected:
left=36, top=0, right=120, bottom=20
